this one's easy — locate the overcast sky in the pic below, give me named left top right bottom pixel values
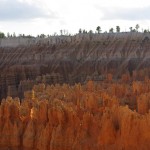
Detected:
left=0, top=0, right=150, bottom=36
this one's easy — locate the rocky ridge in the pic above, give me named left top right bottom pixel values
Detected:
left=1, top=32, right=150, bottom=99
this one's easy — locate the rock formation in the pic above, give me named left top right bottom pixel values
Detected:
left=0, top=80, right=150, bottom=149
left=1, top=33, right=150, bottom=149
left=1, top=33, right=150, bottom=100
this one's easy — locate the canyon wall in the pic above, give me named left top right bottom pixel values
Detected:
left=1, top=32, right=150, bottom=99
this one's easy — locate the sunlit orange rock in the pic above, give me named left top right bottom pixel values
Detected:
left=0, top=80, right=150, bottom=149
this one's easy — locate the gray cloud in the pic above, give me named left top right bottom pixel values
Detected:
left=0, top=0, right=57, bottom=21
left=95, top=6, right=150, bottom=20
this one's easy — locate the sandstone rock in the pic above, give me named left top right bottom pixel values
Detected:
left=0, top=80, right=150, bottom=149
left=22, top=120, right=35, bottom=149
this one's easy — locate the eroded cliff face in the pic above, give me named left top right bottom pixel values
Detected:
left=0, top=80, right=150, bottom=150
left=1, top=33, right=150, bottom=99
